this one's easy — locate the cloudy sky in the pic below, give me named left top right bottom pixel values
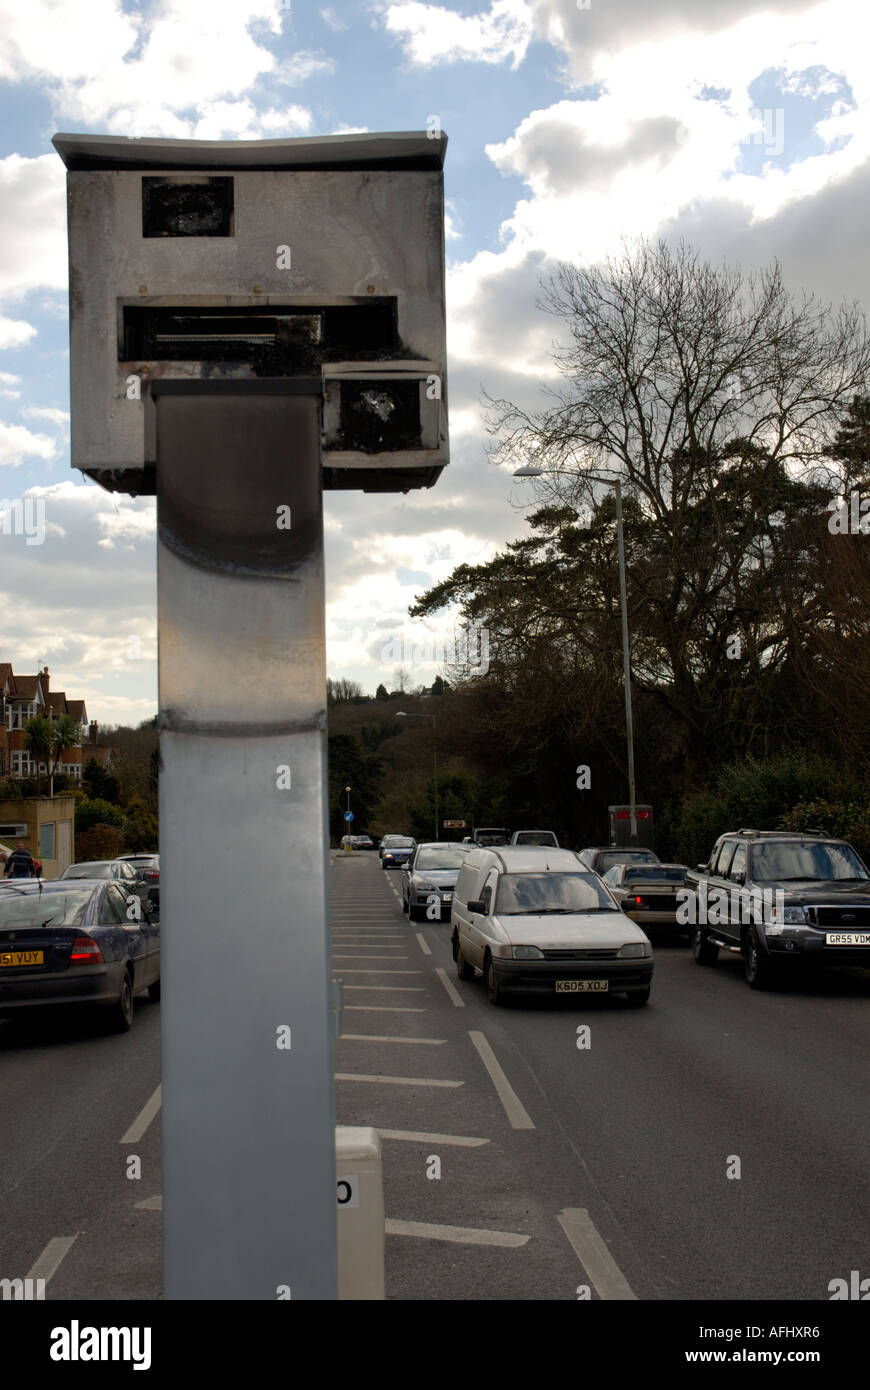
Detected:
left=0, top=0, right=866, bottom=725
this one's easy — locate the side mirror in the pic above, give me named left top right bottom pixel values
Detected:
left=467, top=899, right=485, bottom=914
left=696, top=863, right=707, bottom=873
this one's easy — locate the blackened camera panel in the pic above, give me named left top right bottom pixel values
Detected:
left=142, top=177, right=234, bottom=237
left=338, top=381, right=421, bottom=453
left=122, top=302, right=398, bottom=375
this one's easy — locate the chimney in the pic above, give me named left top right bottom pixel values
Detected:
left=89, top=720, right=98, bottom=745
left=41, top=665, right=49, bottom=695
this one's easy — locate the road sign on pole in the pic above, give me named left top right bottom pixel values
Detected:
left=443, top=819, right=465, bottom=828
left=344, top=811, right=354, bottom=822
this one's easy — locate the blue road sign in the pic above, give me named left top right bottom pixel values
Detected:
left=344, top=811, right=354, bottom=822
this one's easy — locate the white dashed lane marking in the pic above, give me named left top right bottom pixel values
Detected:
left=556, top=1209, right=637, bottom=1301
left=468, top=1031, right=535, bottom=1131
left=335, top=1073, right=463, bottom=1088
left=26, top=1235, right=78, bottom=1287
left=120, top=1084, right=162, bottom=1144
left=434, top=967, right=465, bottom=1008
left=377, top=1129, right=489, bottom=1147
left=385, top=1219, right=529, bottom=1247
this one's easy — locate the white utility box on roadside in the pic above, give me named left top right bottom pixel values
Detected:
left=336, top=1126, right=385, bottom=1300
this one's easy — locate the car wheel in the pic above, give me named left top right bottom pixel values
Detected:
left=744, top=927, right=777, bottom=990
left=455, top=935, right=475, bottom=980
left=691, top=924, right=719, bottom=965
left=107, top=969, right=134, bottom=1032
left=624, top=987, right=650, bottom=1007
left=484, top=953, right=503, bottom=1005
left=147, top=979, right=161, bottom=1002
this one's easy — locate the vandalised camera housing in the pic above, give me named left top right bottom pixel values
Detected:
left=53, top=131, right=448, bottom=493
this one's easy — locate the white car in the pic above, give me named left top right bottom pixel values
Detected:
left=450, top=847, right=653, bottom=1006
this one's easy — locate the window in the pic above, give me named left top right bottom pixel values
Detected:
left=479, top=870, right=498, bottom=913
left=711, top=840, right=737, bottom=877
left=728, top=843, right=747, bottom=882
left=39, top=823, right=56, bottom=861
left=99, top=886, right=126, bottom=925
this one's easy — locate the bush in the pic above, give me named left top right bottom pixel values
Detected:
left=668, top=754, right=868, bottom=867
left=75, top=798, right=126, bottom=833
left=779, top=800, right=870, bottom=861
left=76, top=824, right=125, bottom=860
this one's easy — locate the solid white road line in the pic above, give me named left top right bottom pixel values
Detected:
left=335, top=1073, right=462, bottom=1087
left=343, top=1006, right=426, bottom=1012
left=344, top=986, right=426, bottom=992
left=385, top=1219, right=529, bottom=1247
left=333, top=954, right=411, bottom=960
left=120, top=1083, right=162, bottom=1144
left=26, top=1235, right=78, bottom=1285
left=377, top=1129, right=489, bottom=1147
left=339, top=1034, right=446, bottom=1044
left=415, top=933, right=432, bottom=955
left=468, top=1031, right=535, bottom=1130
left=434, top=967, right=465, bottom=1008
left=135, top=1195, right=162, bottom=1211
left=556, top=1209, right=638, bottom=1301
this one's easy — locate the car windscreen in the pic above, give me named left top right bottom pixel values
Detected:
left=63, top=864, right=112, bottom=879
left=514, top=833, right=557, bottom=845
left=414, top=848, right=470, bottom=871
left=495, top=873, right=616, bottom=915
left=385, top=838, right=414, bottom=849
left=597, top=852, right=658, bottom=873
left=623, top=866, right=686, bottom=883
left=0, top=888, right=93, bottom=927
left=751, top=841, right=870, bottom=882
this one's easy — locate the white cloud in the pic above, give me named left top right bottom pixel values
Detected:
left=0, top=315, right=37, bottom=348
left=319, top=8, right=347, bottom=32
left=0, top=0, right=308, bottom=137
left=23, top=406, right=70, bottom=428
left=274, top=50, right=335, bottom=83
left=0, top=154, right=67, bottom=300
left=383, top=0, right=533, bottom=69
left=0, top=421, right=57, bottom=466
left=0, top=370, right=21, bottom=399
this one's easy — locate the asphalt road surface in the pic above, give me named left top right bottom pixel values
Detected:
left=1, top=850, right=867, bottom=1301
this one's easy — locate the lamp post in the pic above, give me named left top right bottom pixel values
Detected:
left=514, top=464, right=638, bottom=844
left=344, top=784, right=352, bottom=850
left=395, top=711, right=439, bottom=840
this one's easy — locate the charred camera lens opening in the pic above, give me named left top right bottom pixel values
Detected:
left=339, top=381, right=421, bottom=453
left=142, top=177, right=234, bottom=237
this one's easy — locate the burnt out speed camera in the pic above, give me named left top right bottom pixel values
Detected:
left=53, top=131, right=448, bottom=494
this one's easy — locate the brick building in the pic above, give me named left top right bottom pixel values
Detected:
left=0, top=663, right=119, bottom=783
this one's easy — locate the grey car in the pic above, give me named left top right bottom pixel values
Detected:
left=577, top=847, right=661, bottom=877
left=401, top=842, right=473, bottom=921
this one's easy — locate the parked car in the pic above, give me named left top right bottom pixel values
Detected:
left=472, top=827, right=511, bottom=847
left=116, top=854, right=159, bottom=913
left=686, top=829, right=870, bottom=989
left=450, top=846, right=653, bottom=1005
left=61, top=860, right=151, bottom=916
left=510, top=830, right=560, bottom=848
left=339, top=834, right=375, bottom=851
left=380, top=835, right=415, bottom=869
left=401, top=842, right=473, bottom=920
left=601, top=863, right=689, bottom=931
left=577, top=847, right=661, bottom=877
left=0, top=879, right=160, bottom=1030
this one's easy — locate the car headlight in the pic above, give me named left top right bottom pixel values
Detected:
left=512, top=945, right=544, bottom=960
left=769, top=904, right=807, bottom=925
left=416, top=881, right=440, bottom=892
left=618, top=942, right=650, bottom=958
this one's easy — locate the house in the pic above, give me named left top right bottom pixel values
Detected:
left=0, top=663, right=119, bottom=783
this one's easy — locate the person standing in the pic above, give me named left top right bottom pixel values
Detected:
left=3, top=842, right=36, bottom=878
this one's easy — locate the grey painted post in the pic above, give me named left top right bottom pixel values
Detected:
left=156, top=382, right=336, bottom=1299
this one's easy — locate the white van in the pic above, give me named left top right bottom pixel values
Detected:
left=450, top=847, right=653, bottom=1007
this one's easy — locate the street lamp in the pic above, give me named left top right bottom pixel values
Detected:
left=344, top=785, right=352, bottom=850
left=395, top=711, right=439, bottom=841
left=514, top=464, right=638, bottom=844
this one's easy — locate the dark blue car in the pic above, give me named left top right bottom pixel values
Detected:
left=0, top=879, right=160, bottom=1031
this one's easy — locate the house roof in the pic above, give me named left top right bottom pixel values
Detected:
left=12, top=676, right=40, bottom=699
